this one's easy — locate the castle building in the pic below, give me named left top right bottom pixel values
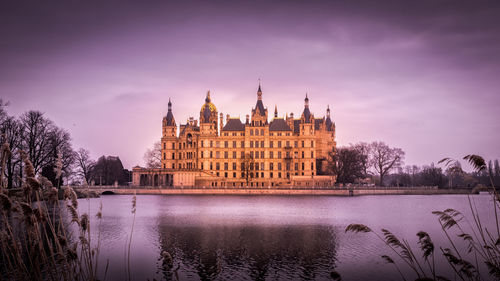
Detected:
left=132, top=85, right=336, bottom=188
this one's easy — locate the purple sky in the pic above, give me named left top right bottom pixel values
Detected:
left=1, top=1, right=499, bottom=170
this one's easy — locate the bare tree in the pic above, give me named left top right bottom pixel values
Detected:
left=143, top=141, right=161, bottom=168
left=353, top=142, right=370, bottom=177
left=75, top=148, right=95, bottom=185
left=1, top=116, right=22, bottom=188
left=19, top=111, right=54, bottom=175
left=369, top=141, right=405, bottom=186
left=330, top=146, right=366, bottom=184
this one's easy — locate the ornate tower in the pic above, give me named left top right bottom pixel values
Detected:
left=251, top=83, right=268, bottom=126
left=199, top=91, right=218, bottom=135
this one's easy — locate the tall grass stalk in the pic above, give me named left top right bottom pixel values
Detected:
left=346, top=154, right=500, bottom=280
left=0, top=143, right=104, bottom=281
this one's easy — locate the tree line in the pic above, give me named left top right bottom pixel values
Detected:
left=0, top=100, right=130, bottom=188
left=329, top=141, right=500, bottom=188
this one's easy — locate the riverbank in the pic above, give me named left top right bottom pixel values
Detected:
left=74, top=186, right=474, bottom=196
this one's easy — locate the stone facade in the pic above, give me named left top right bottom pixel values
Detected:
left=132, top=85, right=336, bottom=188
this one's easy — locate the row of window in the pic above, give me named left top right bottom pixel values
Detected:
left=166, top=140, right=315, bottom=149
left=166, top=150, right=315, bottom=160
left=198, top=161, right=314, bottom=171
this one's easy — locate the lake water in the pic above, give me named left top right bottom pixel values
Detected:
left=79, top=194, right=496, bottom=280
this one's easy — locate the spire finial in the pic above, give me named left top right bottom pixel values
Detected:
left=305, top=93, right=309, bottom=108
left=257, top=79, right=262, bottom=100
left=205, top=90, right=211, bottom=103
left=168, top=98, right=172, bottom=111
left=327, top=104, right=330, bottom=117
left=274, top=105, right=278, bottom=118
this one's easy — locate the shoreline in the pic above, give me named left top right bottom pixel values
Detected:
left=73, top=187, right=474, bottom=196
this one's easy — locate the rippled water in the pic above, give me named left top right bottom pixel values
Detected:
left=79, top=194, right=496, bottom=280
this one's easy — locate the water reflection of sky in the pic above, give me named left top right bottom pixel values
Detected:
left=79, top=194, right=496, bottom=281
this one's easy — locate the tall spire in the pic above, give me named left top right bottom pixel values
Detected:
left=168, top=98, right=172, bottom=111
left=274, top=105, right=278, bottom=118
left=304, top=93, right=309, bottom=108
left=205, top=90, right=211, bottom=103
left=257, top=82, right=262, bottom=101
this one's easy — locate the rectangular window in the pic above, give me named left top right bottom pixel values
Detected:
left=270, top=141, right=274, bottom=148
left=261, top=141, right=264, bottom=148
left=216, top=151, right=220, bottom=158
left=210, top=162, right=213, bottom=170
left=261, top=151, right=264, bottom=158
left=302, top=162, right=305, bottom=170
left=255, top=151, right=259, bottom=159
left=232, top=151, right=236, bottom=158
left=241, top=141, right=245, bottom=148
left=224, top=172, right=228, bottom=178
left=201, top=151, right=204, bottom=158
left=311, top=162, right=314, bottom=170
left=210, top=140, right=213, bottom=148
left=216, top=163, right=220, bottom=170
left=216, top=141, right=220, bottom=148
left=255, top=129, right=259, bottom=136
left=179, top=153, right=181, bottom=159
left=210, top=151, right=213, bottom=158
left=260, top=129, right=264, bottom=135
left=295, top=163, right=298, bottom=170
left=286, top=141, right=290, bottom=147
left=311, top=151, right=314, bottom=158
left=270, top=163, right=274, bottom=170
left=294, top=141, right=298, bottom=148
left=302, top=141, right=304, bottom=148
left=250, top=129, right=254, bottom=136
left=250, top=151, right=254, bottom=158
left=256, top=163, right=259, bottom=171
left=250, top=141, right=253, bottom=148
left=270, top=172, right=273, bottom=178
left=278, top=151, right=281, bottom=158
left=270, top=151, right=273, bottom=159
left=278, top=141, right=282, bottom=148
left=233, top=141, right=236, bottom=148
left=172, top=163, right=175, bottom=169
left=224, top=151, right=228, bottom=159
left=163, top=153, right=166, bottom=160
left=172, top=143, right=175, bottom=149
left=311, top=141, right=314, bottom=147
left=278, top=163, right=282, bottom=170
left=302, top=151, right=305, bottom=158
left=261, top=163, right=264, bottom=170
left=224, top=141, right=228, bottom=148
left=261, top=172, right=264, bottom=178
left=224, top=163, right=228, bottom=170
left=232, top=162, right=236, bottom=170
left=255, top=141, right=259, bottom=148
left=241, top=151, right=245, bottom=158
left=172, top=153, right=175, bottom=159
left=241, top=163, right=245, bottom=170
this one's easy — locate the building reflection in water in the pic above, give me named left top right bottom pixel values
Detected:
left=156, top=220, right=339, bottom=281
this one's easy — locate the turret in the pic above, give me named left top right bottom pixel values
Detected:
left=163, top=98, right=176, bottom=137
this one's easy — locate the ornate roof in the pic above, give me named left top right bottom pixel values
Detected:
left=269, top=118, right=292, bottom=131
left=222, top=118, right=245, bottom=131
left=200, top=91, right=217, bottom=123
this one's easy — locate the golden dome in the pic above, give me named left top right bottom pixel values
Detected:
left=200, top=90, right=217, bottom=113
left=200, top=102, right=217, bottom=113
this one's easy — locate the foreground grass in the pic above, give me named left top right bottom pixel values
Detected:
left=344, top=155, right=500, bottom=281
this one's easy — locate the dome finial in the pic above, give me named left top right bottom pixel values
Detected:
left=205, top=90, right=211, bottom=103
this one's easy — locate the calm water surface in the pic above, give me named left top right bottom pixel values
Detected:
left=79, top=194, right=496, bottom=281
